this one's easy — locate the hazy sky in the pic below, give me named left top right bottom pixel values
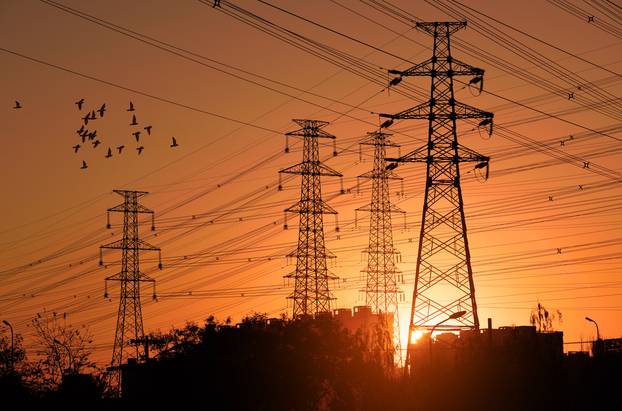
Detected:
left=1, top=0, right=621, bottom=365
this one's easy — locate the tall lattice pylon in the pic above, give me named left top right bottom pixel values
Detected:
left=279, top=119, right=342, bottom=317
left=99, top=189, right=162, bottom=395
left=357, top=131, right=405, bottom=364
left=380, top=21, right=494, bottom=373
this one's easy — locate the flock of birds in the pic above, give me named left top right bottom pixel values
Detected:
left=12, top=99, right=179, bottom=169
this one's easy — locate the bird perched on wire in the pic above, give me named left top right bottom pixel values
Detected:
left=117, top=145, right=125, bottom=154
left=144, top=125, right=152, bottom=135
left=98, top=103, right=106, bottom=117
left=133, top=131, right=141, bottom=142
left=137, top=146, right=144, bottom=155
left=75, top=98, right=84, bottom=110
left=105, top=148, right=112, bottom=158
left=92, top=140, right=101, bottom=148
left=170, top=137, right=179, bottom=147
left=13, top=101, right=22, bottom=109
left=130, top=114, right=138, bottom=126
left=127, top=101, right=135, bottom=112
left=72, top=144, right=80, bottom=153
left=80, top=160, right=88, bottom=170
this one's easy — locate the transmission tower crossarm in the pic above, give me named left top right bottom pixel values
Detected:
left=286, top=119, right=335, bottom=139
left=100, top=239, right=160, bottom=251
left=279, top=161, right=342, bottom=177
left=390, top=57, right=483, bottom=78
left=388, top=142, right=489, bottom=164
left=358, top=169, right=403, bottom=180
left=107, top=202, right=153, bottom=214
left=356, top=202, right=405, bottom=214
left=105, top=271, right=155, bottom=283
left=380, top=100, right=493, bottom=121
left=416, top=21, right=467, bottom=35
left=284, top=199, right=338, bottom=215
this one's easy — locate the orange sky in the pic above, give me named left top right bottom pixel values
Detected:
left=1, top=0, right=621, bottom=365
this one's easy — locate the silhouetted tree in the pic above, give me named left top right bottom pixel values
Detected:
left=31, top=311, right=97, bottom=390
left=530, top=302, right=563, bottom=332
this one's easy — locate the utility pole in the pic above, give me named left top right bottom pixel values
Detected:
left=100, top=189, right=162, bottom=395
left=357, top=131, right=404, bottom=365
left=279, top=119, right=342, bottom=317
left=380, top=21, right=494, bottom=374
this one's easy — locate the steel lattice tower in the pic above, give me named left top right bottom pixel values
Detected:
left=99, top=189, right=162, bottom=394
left=380, top=22, right=493, bottom=372
left=357, top=131, right=405, bottom=363
left=279, top=119, right=342, bottom=317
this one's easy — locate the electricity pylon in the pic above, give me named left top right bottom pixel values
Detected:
left=99, top=189, right=162, bottom=395
left=380, top=21, right=494, bottom=374
left=279, top=119, right=342, bottom=317
left=357, top=131, right=405, bottom=365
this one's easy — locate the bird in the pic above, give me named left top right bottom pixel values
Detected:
left=137, top=146, right=145, bottom=155
left=130, top=114, right=138, bottom=126
left=117, top=145, right=125, bottom=154
left=170, top=136, right=179, bottom=147
left=13, top=101, right=22, bottom=109
left=76, top=125, right=85, bottom=135
left=72, top=144, right=80, bottom=153
left=144, top=125, right=152, bottom=135
left=82, top=113, right=90, bottom=125
left=98, top=103, right=106, bottom=117
left=80, top=160, right=88, bottom=170
left=133, top=131, right=141, bottom=142
left=90, top=110, right=97, bottom=120
left=88, top=131, right=97, bottom=141
left=75, top=98, right=84, bottom=110
left=92, top=140, right=101, bottom=148
left=105, top=148, right=112, bottom=158
left=127, top=101, right=135, bottom=112
left=80, top=129, right=89, bottom=142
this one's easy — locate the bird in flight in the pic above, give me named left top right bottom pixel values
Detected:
left=13, top=101, right=22, bottom=109
left=144, top=125, right=152, bottom=135
left=88, top=131, right=97, bottom=141
left=90, top=110, right=97, bottom=120
left=133, top=131, right=141, bottom=142
left=105, top=148, right=113, bottom=158
left=81, top=160, right=88, bottom=170
left=170, top=137, right=179, bottom=147
left=92, top=140, right=101, bottom=148
left=117, top=145, right=125, bottom=154
left=82, top=113, right=90, bottom=125
left=130, top=114, right=138, bottom=126
left=75, top=98, right=85, bottom=110
left=137, top=146, right=145, bottom=155
left=72, top=144, right=80, bottom=153
left=127, top=101, right=135, bottom=112
left=76, top=125, right=85, bottom=135
left=98, top=103, right=106, bottom=117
